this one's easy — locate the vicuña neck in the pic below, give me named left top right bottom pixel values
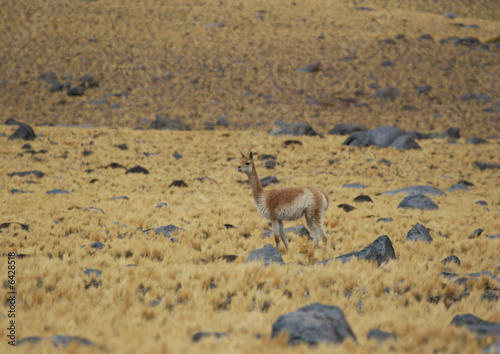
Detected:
left=248, top=163, right=264, bottom=201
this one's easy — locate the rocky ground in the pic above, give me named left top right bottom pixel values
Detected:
left=0, top=0, right=499, bottom=353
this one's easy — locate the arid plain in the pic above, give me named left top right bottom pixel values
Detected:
left=1, top=0, right=499, bottom=353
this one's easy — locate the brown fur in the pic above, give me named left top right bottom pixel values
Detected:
left=238, top=152, right=329, bottom=253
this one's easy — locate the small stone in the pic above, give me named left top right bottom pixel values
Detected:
left=353, top=194, right=373, bottom=203
left=374, top=87, right=401, bottom=102
left=38, top=71, right=58, bottom=83
left=126, top=166, right=149, bottom=174
left=466, top=137, right=488, bottom=145
left=156, top=201, right=169, bottom=208
left=216, top=115, right=229, bottom=127
left=367, top=329, right=397, bottom=342
left=447, top=127, right=460, bottom=139
left=443, top=12, right=460, bottom=19
left=110, top=195, right=129, bottom=201
left=192, top=332, right=228, bottom=342
left=475, top=200, right=487, bottom=206
left=342, top=183, right=366, bottom=189
left=67, top=85, right=85, bottom=96
left=8, top=170, right=44, bottom=178
left=7, top=120, right=36, bottom=141
left=475, top=162, right=500, bottom=171
left=442, top=255, right=461, bottom=266
left=415, top=85, right=432, bottom=95
left=418, top=34, right=434, bottom=41
left=381, top=60, right=394, bottom=67
left=338, top=204, right=355, bottom=212
left=298, top=61, right=321, bottom=73
left=83, top=269, right=101, bottom=277
left=265, top=160, right=276, bottom=169
left=245, top=244, right=284, bottom=266
left=467, top=229, right=483, bottom=239
left=115, top=143, right=128, bottom=150
left=46, top=189, right=69, bottom=195
left=169, top=180, right=188, bottom=188
left=377, top=217, right=393, bottom=223
left=260, top=176, right=278, bottom=187
left=172, top=152, right=183, bottom=160
left=406, top=223, right=433, bottom=243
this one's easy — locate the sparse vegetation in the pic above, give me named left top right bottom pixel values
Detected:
left=0, top=0, right=499, bottom=353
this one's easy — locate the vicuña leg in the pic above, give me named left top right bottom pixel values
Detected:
left=271, top=220, right=281, bottom=250
left=318, top=218, right=328, bottom=253
left=278, top=221, right=289, bottom=253
left=306, top=214, right=320, bottom=249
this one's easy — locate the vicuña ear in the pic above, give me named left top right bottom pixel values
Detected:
left=240, top=150, right=245, bottom=158
left=249, top=151, right=254, bottom=161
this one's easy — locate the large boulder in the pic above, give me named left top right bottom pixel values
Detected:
left=319, top=235, right=396, bottom=266
left=5, top=119, right=36, bottom=141
left=382, top=185, right=446, bottom=197
left=398, top=194, right=439, bottom=210
left=271, top=303, right=357, bottom=346
left=245, top=244, right=284, bottom=266
left=450, top=314, right=500, bottom=336
left=342, top=126, right=420, bottom=149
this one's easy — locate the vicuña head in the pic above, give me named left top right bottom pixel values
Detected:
left=238, top=151, right=329, bottom=253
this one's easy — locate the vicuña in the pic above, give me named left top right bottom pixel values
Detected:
left=238, top=151, right=329, bottom=253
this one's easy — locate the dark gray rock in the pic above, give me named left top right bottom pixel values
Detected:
left=67, top=85, right=85, bottom=96
left=383, top=185, right=446, bottom=197
left=83, top=269, right=101, bottom=277
left=260, top=154, right=277, bottom=160
left=263, top=225, right=311, bottom=240
left=270, top=122, right=318, bottom=137
left=77, top=74, right=99, bottom=88
left=150, top=225, right=185, bottom=238
left=283, top=139, right=303, bottom=147
left=110, top=195, right=129, bottom=201
left=454, top=37, right=481, bottom=48
left=442, top=255, right=461, bottom=266
left=415, top=85, right=432, bottom=95
left=271, top=303, right=357, bottom=346
left=106, top=162, right=127, bottom=170
left=389, top=134, right=421, bottom=150
left=353, top=194, right=373, bottom=203
left=475, top=162, right=500, bottom=171
left=447, top=127, right=460, bottom=139
left=115, top=143, right=128, bottom=150
left=381, top=60, right=395, bottom=67
left=443, top=11, right=460, bottom=19
left=374, top=87, right=401, bottom=102
left=489, top=234, right=500, bottom=240
left=169, top=180, right=188, bottom=188
left=245, top=244, right=284, bottom=266
left=377, top=217, right=393, bottom=223
left=367, top=329, right=397, bottom=342
left=447, top=183, right=469, bottom=192
left=483, top=290, right=499, bottom=302
left=397, top=194, right=439, bottom=210
left=342, top=183, right=366, bottom=189
left=321, top=235, right=396, bottom=266
left=265, top=160, right=276, bottom=169
left=468, top=228, right=483, bottom=239
left=343, top=126, right=420, bottom=149
left=38, top=71, right=58, bottom=84
left=192, top=332, right=228, bottom=342
left=8, top=170, right=44, bottom=178
left=46, top=189, right=69, bottom=195
left=406, top=223, right=433, bottom=243
left=89, top=98, right=108, bottom=106
left=7, top=120, right=36, bottom=141
left=172, top=152, right=183, bottom=160
left=328, top=123, right=367, bottom=136
left=418, top=34, right=434, bottom=41
left=475, top=200, right=487, bottom=206
left=466, top=137, right=488, bottom=145
left=260, top=176, right=278, bottom=187
left=298, top=61, right=321, bottom=73
left=18, top=335, right=94, bottom=348
left=338, top=204, right=355, bottom=212
left=450, top=314, right=500, bottom=336
left=50, top=82, right=64, bottom=92
left=89, top=241, right=104, bottom=250
left=216, top=115, right=229, bottom=127
left=0, top=222, right=30, bottom=231
left=126, top=166, right=149, bottom=174
left=482, top=341, right=500, bottom=353
left=149, top=116, right=191, bottom=131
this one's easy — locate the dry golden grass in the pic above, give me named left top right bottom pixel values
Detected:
left=0, top=0, right=499, bottom=353
left=0, top=125, right=498, bottom=353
